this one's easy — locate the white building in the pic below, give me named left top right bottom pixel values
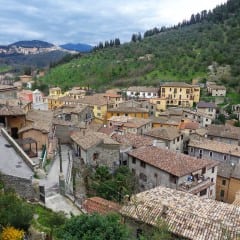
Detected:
left=32, top=89, right=48, bottom=110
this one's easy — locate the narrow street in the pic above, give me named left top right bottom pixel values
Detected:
left=39, top=144, right=81, bottom=216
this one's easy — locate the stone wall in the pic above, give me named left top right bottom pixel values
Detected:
left=1, top=173, right=38, bottom=200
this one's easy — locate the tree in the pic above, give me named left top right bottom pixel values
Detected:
left=0, top=192, right=33, bottom=231
left=56, top=213, right=130, bottom=240
left=44, top=211, right=66, bottom=240
left=88, top=166, right=137, bottom=203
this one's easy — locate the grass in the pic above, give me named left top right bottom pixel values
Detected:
left=0, top=65, right=11, bottom=73
left=31, top=204, right=67, bottom=236
left=226, top=91, right=240, bottom=105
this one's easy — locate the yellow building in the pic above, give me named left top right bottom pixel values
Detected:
left=216, top=163, right=240, bottom=203
left=149, top=98, right=167, bottom=116
left=47, top=87, right=66, bottom=110
left=59, top=94, right=108, bottom=123
left=159, top=82, right=200, bottom=108
left=107, top=107, right=149, bottom=120
left=49, top=87, right=62, bottom=96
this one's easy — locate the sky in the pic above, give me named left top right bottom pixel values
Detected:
left=0, top=0, right=227, bottom=46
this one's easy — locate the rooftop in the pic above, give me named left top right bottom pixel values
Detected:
left=120, top=186, right=240, bottom=240
left=0, top=84, right=17, bottom=91
left=107, top=107, right=148, bottom=113
left=71, top=130, right=119, bottom=150
left=127, top=86, right=159, bottom=93
left=145, top=127, right=181, bottom=140
left=83, top=197, right=120, bottom=214
left=160, top=82, right=194, bottom=88
left=128, top=146, right=217, bottom=177
left=111, top=132, right=153, bottom=149
left=0, top=105, right=26, bottom=116
left=189, top=139, right=240, bottom=157
left=108, top=116, right=152, bottom=128
left=197, top=101, right=216, bottom=108
left=207, top=124, right=240, bottom=140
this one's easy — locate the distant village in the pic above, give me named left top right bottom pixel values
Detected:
left=0, top=72, right=240, bottom=239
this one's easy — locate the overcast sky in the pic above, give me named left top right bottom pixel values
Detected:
left=0, top=0, right=227, bottom=46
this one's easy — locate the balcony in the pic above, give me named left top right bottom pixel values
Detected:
left=177, top=177, right=213, bottom=195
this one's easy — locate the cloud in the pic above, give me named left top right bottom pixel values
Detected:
left=0, top=0, right=227, bottom=45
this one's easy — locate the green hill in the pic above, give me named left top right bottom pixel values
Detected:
left=41, top=0, right=240, bottom=91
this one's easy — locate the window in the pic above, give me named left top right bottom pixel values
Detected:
left=140, top=161, right=146, bottom=168
left=177, top=137, right=179, bottom=142
left=211, top=167, right=215, bottom=173
left=220, top=190, right=225, bottom=197
left=132, top=158, right=136, bottom=164
left=139, top=173, right=147, bottom=182
left=210, top=190, right=213, bottom=196
left=223, top=155, right=227, bottom=161
left=97, top=106, right=101, bottom=110
left=132, top=168, right=136, bottom=175
left=201, top=167, right=206, bottom=175
left=209, top=152, right=212, bottom=157
left=154, top=173, right=158, bottom=178
left=211, top=178, right=214, bottom=182
left=157, top=101, right=160, bottom=104
left=93, top=152, right=99, bottom=160
left=200, top=189, right=207, bottom=196
left=190, top=147, right=194, bottom=153
left=97, top=113, right=101, bottom=116
left=170, top=175, right=177, bottom=184
left=222, top=179, right=226, bottom=186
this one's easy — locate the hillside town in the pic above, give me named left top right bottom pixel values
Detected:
left=0, top=73, right=240, bottom=239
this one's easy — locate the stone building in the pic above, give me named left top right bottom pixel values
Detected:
left=71, top=130, right=120, bottom=169
left=127, top=146, right=218, bottom=199
left=188, top=138, right=240, bottom=165
left=144, top=126, right=183, bottom=152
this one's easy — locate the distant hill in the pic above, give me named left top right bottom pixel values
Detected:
left=41, top=0, right=240, bottom=91
left=9, top=40, right=54, bottom=48
left=0, top=40, right=72, bottom=69
left=60, top=43, right=93, bottom=52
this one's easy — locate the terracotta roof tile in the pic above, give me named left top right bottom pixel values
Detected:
left=111, top=133, right=153, bottom=148
left=207, top=124, right=240, bottom=140
left=189, top=139, right=240, bottom=157
left=71, top=130, right=119, bottom=150
left=128, top=146, right=218, bottom=177
left=83, top=197, right=120, bottom=214
left=0, top=105, right=25, bottom=116
left=120, top=186, right=240, bottom=240
left=145, top=127, right=180, bottom=140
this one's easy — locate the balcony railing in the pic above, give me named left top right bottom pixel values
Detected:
left=177, top=177, right=212, bottom=194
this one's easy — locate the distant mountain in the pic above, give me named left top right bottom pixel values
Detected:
left=60, top=43, right=93, bottom=52
left=9, top=40, right=54, bottom=48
